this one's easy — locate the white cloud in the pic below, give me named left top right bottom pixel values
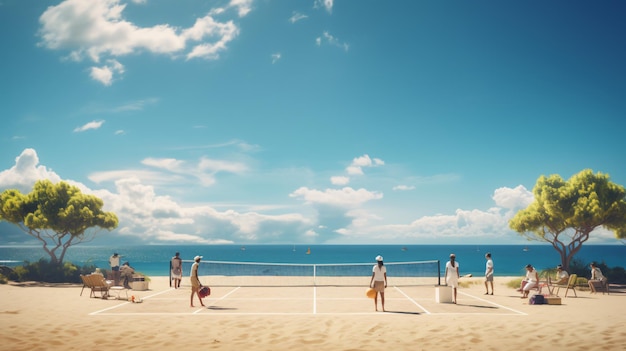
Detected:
left=290, top=187, right=383, bottom=207
left=90, top=156, right=248, bottom=188
left=229, top=0, right=253, bottom=17
left=318, top=31, right=349, bottom=51
left=271, top=53, right=281, bottom=64
left=393, top=185, right=415, bottom=191
left=492, top=185, right=533, bottom=210
left=4, top=149, right=616, bottom=245
left=90, top=59, right=124, bottom=85
left=112, top=98, right=158, bottom=112
left=289, top=12, right=307, bottom=23
left=345, top=154, right=384, bottom=175
left=38, top=0, right=243, bottom=85
left=74, top=120, right=105, bottom=132
left=330, top=176, right=349, bottom=186
left=0, top=149, right=311, bottom=245
left=0, top=149, right=61, bottom=193
left=314, top=0, right=334, bottom=13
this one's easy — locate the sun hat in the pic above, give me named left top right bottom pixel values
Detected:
left=375, top=255, right=383, bottom=261
left=194, top=255, right=203, bottom=261
left=525, top=264, right=532, bottom=268
left=450, top=253, right=456, bottom=258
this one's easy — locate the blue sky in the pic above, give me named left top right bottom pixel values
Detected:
left=1, top=0, right=625, bottom=246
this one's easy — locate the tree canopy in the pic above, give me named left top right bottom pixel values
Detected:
left=509, top=169, right=626, bottom=271
left=0, top=180, right=118, bottom=265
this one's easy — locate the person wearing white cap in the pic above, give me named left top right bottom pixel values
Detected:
left=369, top=255, right=387, bottom=312
left=552, top=264, right=569, bottom=285
left=190, top=255, right=205, bottom=307
left=445, top=253, right=460, bottom=304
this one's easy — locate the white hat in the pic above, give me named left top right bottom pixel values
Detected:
left=194, top=255, right=203, bottom=261
left=375, top=255, right=383, bottom=261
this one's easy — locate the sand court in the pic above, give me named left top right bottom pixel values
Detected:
left=3, top=276, right=625, bottom=351
left=90, top=279, right=526, bottom=317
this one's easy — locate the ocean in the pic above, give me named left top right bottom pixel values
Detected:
left=0, top=244, right=624, bottom=278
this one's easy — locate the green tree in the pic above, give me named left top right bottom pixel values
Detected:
left=509, top=169, right=626, bottom=271
left=0, top=180, right=118, bottom=266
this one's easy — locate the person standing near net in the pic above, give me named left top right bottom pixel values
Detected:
left=369, top=255, right=387, bottom=312
left=109, top=252, right=120, bottom=286
left=170, top=252, right=182, bottom=289
left=445, top=253, right=460, bottom=304
left=484, top=252, right=494, bottom=295
left=190, top=255, right=205, bottom=307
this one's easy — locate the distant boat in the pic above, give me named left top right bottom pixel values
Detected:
left=523, top=246, right=529, bottom=252
left=306, top=247, right=311, bottom=255
left=401, top=247, right=407, bottom=251
left=240, top=246, right=246, bottom=251
left=292, top=245, right=296, bottom=252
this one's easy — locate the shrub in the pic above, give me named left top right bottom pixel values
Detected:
left=10, top=259, right=98, bottom=283
left=0, top=273, right=7, bottom=284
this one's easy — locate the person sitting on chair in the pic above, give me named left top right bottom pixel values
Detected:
left=550, top=264, right=569, bottom=285
left=119, top=262, right=135, bottom=289
left=518, top=264, right=539, bottom=298
left=588, top=262, right=607, bottom=293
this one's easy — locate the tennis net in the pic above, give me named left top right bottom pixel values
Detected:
left=195, top=260, right=441, bottom=286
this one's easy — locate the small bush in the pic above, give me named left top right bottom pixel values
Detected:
left=0, top=273, right=7, bottom=284
left=10, top=259, right=98, bottom=283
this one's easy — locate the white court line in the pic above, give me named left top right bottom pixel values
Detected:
left=456, top=291, right=527, bottom=316
left=90, top=288, right=176, bottom=315
left=91, top=286, right=526, bottom=317
left=393, top=286, right=431, bottom=314
left=198, top=286, right=241, bottom=313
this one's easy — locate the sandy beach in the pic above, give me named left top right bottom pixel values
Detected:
left=1, top=276, right=624, bottom=351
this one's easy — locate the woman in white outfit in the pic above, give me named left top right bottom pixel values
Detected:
left=369, top=255, right=387, bottom=312
left=445, top=253, right=460, bottom=304
left=519, top=264, right=539, bottom=298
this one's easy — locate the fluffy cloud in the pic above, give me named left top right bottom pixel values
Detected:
left=0, top=149, right=61, bottom=193
left=2, top=149, right=584, bottom=245
left=38, top=0, right=244, bottom=85
left=0, top=149, right=311, bottom=245
left=289, top=187, right=383, bottom=207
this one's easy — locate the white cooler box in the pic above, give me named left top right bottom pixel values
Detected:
left=436, top=286, right=453, bottom=303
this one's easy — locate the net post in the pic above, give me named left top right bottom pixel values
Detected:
left=437, top=260, right=441, bottom=286
left=313, top=264, right=317, bottom=286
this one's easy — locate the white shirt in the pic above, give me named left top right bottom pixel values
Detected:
left=525, top=268, right=538, bottom=283
left=485, top=259, right=493, bottom=276
left=372, top=264, right=387, bottom=281
left=109, top=255, right=120, bottom=268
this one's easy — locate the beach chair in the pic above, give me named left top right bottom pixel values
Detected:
left=553, top=274, right=577, bottom=298
left=589, top=278, right=610, bottom=295
left=81, top=274, right=113, bottom=298
left=79, top=274, right=89, bottom=296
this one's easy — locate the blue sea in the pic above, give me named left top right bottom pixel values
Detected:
left=0, top=244, right=624, bottom=278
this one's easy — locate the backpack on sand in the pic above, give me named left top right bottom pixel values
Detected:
left=529, top=294, right=545, bottom=305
